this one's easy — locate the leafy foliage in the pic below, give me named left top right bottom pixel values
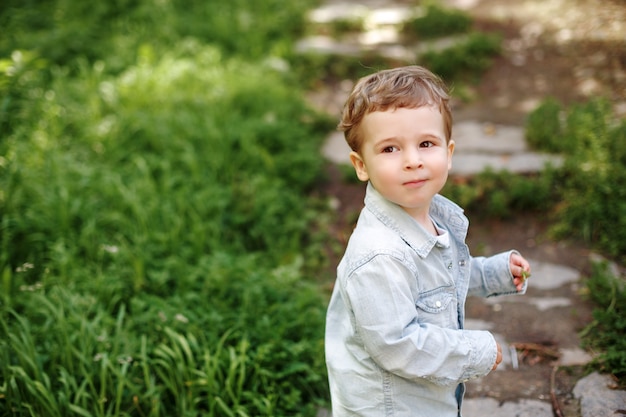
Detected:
left=447, top=97, right=626, bottom=264
left=0, top=1, right=332, bottom=415
left=405, top=3, right=473, bottom=39
left=524, top=97, right=565, bottom=153
left=527, top=98, right=626, bottom=262
left=294, top=2, right=500, bottom=89
left=421, top=32, right=502, bottom=82
left=442, top=169, right=555, bottom=219
left=582, top=262, right=626, bottom=386
left=0, top=0, right=316, bottom=69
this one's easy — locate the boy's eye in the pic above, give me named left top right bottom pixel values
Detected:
left=382, top=146, right=397, bottom=153
left=420, top=141, right=434, bottom=148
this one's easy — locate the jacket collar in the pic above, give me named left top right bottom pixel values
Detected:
left=363, top=182, right=468, bottom=258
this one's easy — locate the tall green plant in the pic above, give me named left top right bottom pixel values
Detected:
left=581, top=262, right=626, bottom=385
left=525, top=97, right=565, bottom=153
left=0, top=0, right=317, bottom=71
left=1, top=253, right=328, bottom=415
left=406, top=3, right=473, bottom=39
left=1, top=8, right=331, bottom=414
left=420, top=32, right=501, bottom=82
left=540, top=99, right=626, bottom=261
left=442, top=169, right=555, bottom=219
left=2, top=43, right=326, bottom=290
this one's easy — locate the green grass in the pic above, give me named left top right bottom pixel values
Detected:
left=581, top=262, right=626, bottom=387
left=445, top=96, right=626, bottom=264
left=1, top=0, right=332, bottom=415
left=405, top=3, right=473, bottom=39
left=0, top=0, right=317, bottom=71
left=525, top=98, right=626, bottom=262
left=420, top=32, right=502, bottom=83
left=442, top=169, right=555, bottom=219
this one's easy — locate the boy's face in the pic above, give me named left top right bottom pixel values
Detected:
left=350, top=106, right=455, bottom=220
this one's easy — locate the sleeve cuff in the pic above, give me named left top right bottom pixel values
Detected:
left=461, top=330, right=498, bottom=381
left=484, top=250, right=526, bottom=297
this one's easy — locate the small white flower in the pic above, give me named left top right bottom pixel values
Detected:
left=174, top=313, right=189, bottom=323
left=101, top=244, right=119, bottom=254
left=18, top=282, right=43, bottom=292
left=15, top=263, right=34, bottom=273
left=117, top=355, right=133, bottom=364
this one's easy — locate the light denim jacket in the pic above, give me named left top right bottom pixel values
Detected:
left=325, top=183, right=525, bottom=417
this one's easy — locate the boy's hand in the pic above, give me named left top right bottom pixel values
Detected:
left=510, top=252, right=531, bottom=291
left=492, top=342, right=502, bottom=370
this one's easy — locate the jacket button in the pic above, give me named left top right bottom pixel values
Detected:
left=435, top=300, right=442, bottom=308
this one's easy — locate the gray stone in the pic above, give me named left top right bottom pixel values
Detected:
left=462, top=397, right=553, bottom=417
left=452, top=121, right=528, bottom=153
left=527, top=297, right=572, bottom=311
left=295, top=36, right=365, bottom=57
left=482, top=295, right=572, bottom=310
left=464, top=318, right=494, bottom=331
left=574, top=372, right=626, bottom=417
left=524, top=261, right=580, bottom=290
left=322, top=131, right=352, bottom=164
left=320, top=124, right=563, bottom=176
left=451, top=152, right=562, bottom=175
left=560, top=347, right=594, bottom=366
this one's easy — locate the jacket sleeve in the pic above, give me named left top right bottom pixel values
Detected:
left=467, top=250, right=528, bottom=297
left=342, top=254, right=497, bottom=386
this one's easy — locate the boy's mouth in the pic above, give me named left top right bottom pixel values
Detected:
left=403, top=178, right=427, bottom=187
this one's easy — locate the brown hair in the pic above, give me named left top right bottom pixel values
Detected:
left=338, top=66, right=452, bottom=152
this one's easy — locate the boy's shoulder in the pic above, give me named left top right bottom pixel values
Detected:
left=352, top=205, right=403, bottom=242
left=343, top=205, right=411, bottom=260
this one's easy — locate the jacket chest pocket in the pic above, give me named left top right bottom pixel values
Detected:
left=415, top=286, right=457, bottom=329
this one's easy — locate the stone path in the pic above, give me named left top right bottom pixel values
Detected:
left=322, top=120, right=563, bottom=176
left=302, top=0, right=562, bottom=175
left=300, top=1, right=626, bottom=416
left=463, top=260, right=592, bottom=417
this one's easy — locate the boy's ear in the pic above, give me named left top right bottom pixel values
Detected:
left=350, top=151, right=369, bottom=182
left=447, top=139, right=455, bottom=170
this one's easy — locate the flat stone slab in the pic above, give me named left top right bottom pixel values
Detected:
left=322, top=131, right=351, bottom=164
left=560, top=347, right=594, bottom=366
left=453, top=121, right=527, bottom=153
left=483, top=295, right=573, bottom=311
left=307, top=2, right=415, bottom=24
left=520, top=261, right=580, bottom=290
left=464, top=318, right=494, bottom=330
left=451, top=153, right=562, bottom=175
left=574, top=372, right=626, bottom=417
left=463, top=397, right=553, bottom=417
left=451, top=121, right=563, bottom=174
left=321, top=123, right=562, bottom=176
left=526, top=296, right=572, bottom=311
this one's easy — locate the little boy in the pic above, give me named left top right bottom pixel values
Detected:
left=325, top=66, right=531, bottom=417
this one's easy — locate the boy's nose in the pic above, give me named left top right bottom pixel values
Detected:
left=404, top=148, right=423, bottom=169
